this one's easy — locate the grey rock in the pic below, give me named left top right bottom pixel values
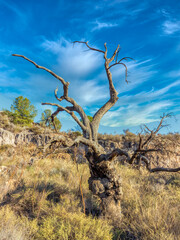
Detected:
left=0, top=128, right=15, bottom=146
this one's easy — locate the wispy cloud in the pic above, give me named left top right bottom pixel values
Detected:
left=101, top=101, right=172, bottom=127
left=41, top=37, right=103, bottom=78
left=0, top=0, right=28, bottom=25
left=41, top=37, right=109, bottom=107
left=110, top=59, right=157, bottom=94
left=76, top=80, right=108, bottom=105
left=91, top=20, right=118, bottom=31
left=162, top=20, right=180, bottom=35
left=94, top=0, right=148, bottom=18
left=117, top=80, right=180, bottom=105
left=99, top=76, right=179, bottom=127
left=167, top=70, right=180, bottom=78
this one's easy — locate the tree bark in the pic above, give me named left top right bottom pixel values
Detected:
left=86, top=151, right=122, bottom=224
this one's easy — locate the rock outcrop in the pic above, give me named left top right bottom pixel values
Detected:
left=0, top=128, right=52, bottom=146
left=0, top=128, right=15, bottom=146
left=0, top=127, right=179, bottom=169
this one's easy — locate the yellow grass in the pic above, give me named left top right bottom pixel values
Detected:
left=0, top=144, right=180, bottom=239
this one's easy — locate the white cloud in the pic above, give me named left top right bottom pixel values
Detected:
left=117, top=80, right=180, bottom=106
left=91, top=20, right=118, bottom=31
left=163, top=20, right=180, bottom=35
left=167, top=70, right=180, bottom=78
left=41, top=37, right=110, bottom=107
left=99, top=73, right=179, bottom=128
left=76, top=80, right=108, bottom=105
left=101, top=101, right=172, bottom=127
left=94, top=0, right=148, bottom=19
left=109, top=59, right=157, bottom=94
left=40, top=38, right=159, bottom=110
left=42, top=37, right=103, bottom=78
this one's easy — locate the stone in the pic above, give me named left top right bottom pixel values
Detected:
left=0, top=128, right=15, bottom=146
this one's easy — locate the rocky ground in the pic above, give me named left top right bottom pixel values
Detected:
left=0, top=113, right=180, bottom=239
left=0, top=124, right=179, bottom=169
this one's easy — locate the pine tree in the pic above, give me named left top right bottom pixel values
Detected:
left=10, top=96, right=37, bottom=125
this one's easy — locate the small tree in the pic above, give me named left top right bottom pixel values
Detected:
left=13, top=42, right=180, bottom=223
left=41, top=109, right=62, bottom=131
left=10, top=96, right=37, bottom=125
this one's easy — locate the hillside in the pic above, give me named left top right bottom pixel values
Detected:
left=0, top=112, right=180, bottom=239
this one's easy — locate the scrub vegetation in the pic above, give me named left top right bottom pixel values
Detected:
left=0, top=137, right=180, bottom=240
left=0, top=42, right=179, bottom=239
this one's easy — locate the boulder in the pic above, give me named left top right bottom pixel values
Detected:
left=0, top=128, right=15, bottom=146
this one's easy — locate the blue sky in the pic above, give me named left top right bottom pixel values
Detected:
left=0, top=0, right=180, bottom=134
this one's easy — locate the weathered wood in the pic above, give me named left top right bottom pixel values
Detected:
left=13, top=43, right=180, bottom=222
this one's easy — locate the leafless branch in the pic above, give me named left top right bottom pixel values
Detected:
left=108, top=44, right=120, bottom=63
left=104, top=148, right=131, bottom=162
left=12, top=53, right=91, bottom=136
left=40, top=135, right=105, bottom=157
left=12, top=54, right=67, bottom=86
left=115, top=48, right=120, bottom=63
left=140, top=155, right=180, bottom=173
left=42, top=102, right=87, bottom=132
left=110, top=62, right=129, bottom=83
left=73, top=41, right=105, bottom=54
left=129, top=114, right=172, bottom=164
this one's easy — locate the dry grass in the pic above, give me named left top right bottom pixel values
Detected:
left=115, top=165, right=180, bottom=240
left=0, top=144, right=179, bottom=239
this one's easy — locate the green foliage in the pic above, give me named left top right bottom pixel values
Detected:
left=87, top=115, right=93, bottom=122
left=40, top=109, right=62, bottom=131
left=9, top=96, right=37, bottom=125
left=80, top=115, right=93, bottom=124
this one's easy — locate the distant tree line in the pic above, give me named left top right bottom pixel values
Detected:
left=3, top=96, right=62, bottom=131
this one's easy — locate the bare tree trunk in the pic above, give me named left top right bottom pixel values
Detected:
left=86, top=152, right=122, bottom=224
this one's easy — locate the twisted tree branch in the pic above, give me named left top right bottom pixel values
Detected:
left=42, top=102, right=87, bottom=132
left=73, top=41, right=105, bottom=54
left=12, top=54, right=91, bottom=136
left=140, top=155, right=180, bottom=173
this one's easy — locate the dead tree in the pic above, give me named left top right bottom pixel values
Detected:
left=12, top=41, right=180, bottom=222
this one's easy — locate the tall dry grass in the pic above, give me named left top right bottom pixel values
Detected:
left=0, top=144, right=179, bottom=239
